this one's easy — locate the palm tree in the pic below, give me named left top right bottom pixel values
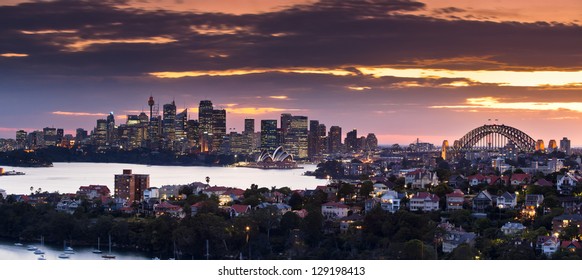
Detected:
left=205, top=176, right=210, bottom=186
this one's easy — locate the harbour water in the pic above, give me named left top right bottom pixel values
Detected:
left=0, top=239, right=149, bottom=260
left=0, top=162, right=326, bottom=195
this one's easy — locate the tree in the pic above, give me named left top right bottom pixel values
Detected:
left=288, top=192, right=303, bottom=210
left=449, top=243, right=478, bottom=260
left=359, top=181, right=374, bottom=198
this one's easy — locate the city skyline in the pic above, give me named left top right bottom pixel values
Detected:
left=2, top=0, right=582, bottom=145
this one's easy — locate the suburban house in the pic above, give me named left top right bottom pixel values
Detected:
left=76, top=185, right=111, bottom=200
left=153, top=201, right=185, bottom=218
left=405, top=169, right=439, bottom=188
left=379, top=190, right=401, bottom=213
left=339, top=214, right=364, bottom=233
left=509, top=173, right=531, bottom=186
left=409, top=192, right=440, bottom=212
left=472, top=190, right=493, bottom=212
left=446, top=189, right=465, bottom=211
left=537, top=236, right=560, bottom=256
left=438, top=222, right=476, bottom=253
left=501, top=222, right=526, bottom=235
left=525, top=194, right=544, bottom=208
left=561, top=240, right=582, bottom=252
left=255, top=202, right=292, bottom=215
left=56, top=198, right=80, bottom=214
left=447, top=175, right=467, bottom=189
left=557, top=173, right=582, bottom=195
left=496, top=192, right=517, bottom=209
left=534, top=178, right=554, bottom=188
left=229, top=204, right=251, bottom=217
left=552, top=214, right=582, bottom=235
left=321, top=201, right=349, bottom=220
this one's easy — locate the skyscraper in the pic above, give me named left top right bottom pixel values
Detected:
left=175, top=109, right=187, bottom=141
left=261, top=120, right=279, bottom=153
left=199, top=100, right=214, bottom=135
left=328, top=126, right=342, bottom=154
left=345, top=129, right=358, bottom=152
left=162, top=101, right=177, bottom=149
left=560, top=137, right=571, bottom=155
left=366, top=133, right=378, bottom=150
left=16, top=130, right=27, bottom=150
left=283, top=115, right=308, bottom=158
left=212, top=109, right=227, bottom=153
left=94, top=119, right=107, bottom=148
left=106, top=112, right=116, bottom=146
left=308, top=120, right=320, bottom=159
left=244, top=119, right=255, bottom=134
left=198, top=100, right=219, bottom=152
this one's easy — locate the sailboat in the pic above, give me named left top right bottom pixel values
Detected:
left=64, top=240, right=75, bottom=254
left=101, top=234, right=116, bottom=259
left=92, top=237, right=102, bottom=254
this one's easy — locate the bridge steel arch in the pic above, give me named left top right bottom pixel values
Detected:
left=453, top=124, right=535, bottom=152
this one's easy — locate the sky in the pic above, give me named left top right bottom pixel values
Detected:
left=1, top=0, right=582, bottom=145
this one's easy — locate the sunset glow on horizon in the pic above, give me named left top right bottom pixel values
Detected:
left=2, top=0, right=582, bottom=145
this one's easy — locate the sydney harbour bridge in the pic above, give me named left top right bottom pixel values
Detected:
left=442, top=124, right=536, bottom=156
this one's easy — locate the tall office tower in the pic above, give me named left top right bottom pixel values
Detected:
left=42, top=127, right=57, bottom=147
left=199, top=100, right=214, bottom=135
left=261, top=120, right=279, bottom=153
left=198, top=100, right=214, bottom=152
left=27, top=131, right=38, bottom=149
left=358, top=136, right=367, bottom=152
left=366, top=133, right=378, bottom=150
left=548, top=139, right=558, bottom=152
left=560, top=137, right=571, bottom=155
left=308, top=120, right=320, bottom=159
left=139, top=112, right=149, bottom=124
left=56, top=129, right=64, bottom=146
left=175, top=109, right=187, bottom=140
left=16, top=130, right=27, bottom=150
left=186, top=119, right=199, bottom=150
left=229, top=132, right=245, bottom=154
left=149, top=116, right=162, bottom=150
left=317, top=124, right=327, bottom=156
left=244, top=119, right=255, bottom=134
left=75, top=128, right=88, bottom=144
left=328, top=126, right=342, bottom=154
left=212, top=109, right=227, bottom=153
left=345, top=129, right=358, bottom=152
left=280, top=113, right=292, bottom=139
left=114, top=169, right=149, bottom=203
left=282, top=115, right=308, bottom=158
left=94, top=119, right=107, bottom=147
left=162, top=101, right=177, bottom=149
left=106, top=112, right=116, bottom=146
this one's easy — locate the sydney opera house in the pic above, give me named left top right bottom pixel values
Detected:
left=241, top=147, right=301, bottom=169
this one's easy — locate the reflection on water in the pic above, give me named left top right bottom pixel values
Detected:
left=0, top=240, right=149, bottom=260
left=0, top=162, right=326, bottom=195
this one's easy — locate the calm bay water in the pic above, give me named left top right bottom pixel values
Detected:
left=0, top=239, right=149, bottom=260
left=0, top=162, right=326, bottom=195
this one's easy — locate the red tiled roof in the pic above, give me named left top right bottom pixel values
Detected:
left=231, top=204, right=250, bottom=213
left=223, top=188, right=245, bottom=196
left=321, top=201, right=349, bottom=209
left=413, top=192, right=440, bottom=202
left=468, top=174, right=486, bottom=181
left=561, top=240, right=582, bottom=249
left=511, top=174, right=531, bottom=182
left=447, top=189, right=464, bottom=198
left=535, top=178, right=553, bottom=187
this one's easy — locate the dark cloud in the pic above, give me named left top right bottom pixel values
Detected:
left=1, top=0, right=581, bottom=78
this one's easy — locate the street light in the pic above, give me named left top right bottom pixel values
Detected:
left=245, top=226, right=251, bottom=260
